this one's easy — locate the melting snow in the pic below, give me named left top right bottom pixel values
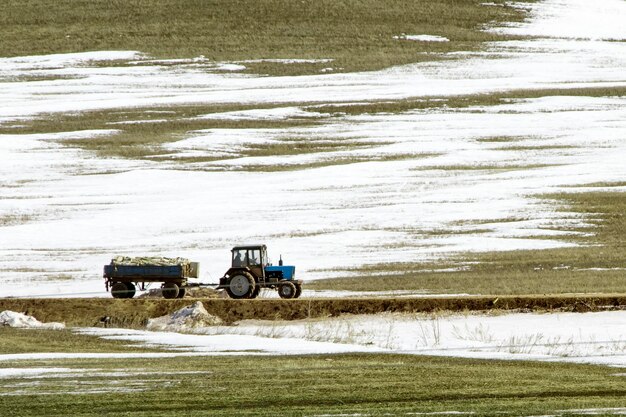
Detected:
left=393, top=34, right=450, bottom=42
left=0, top=0, right=624, bottom=296
left=79, top=310, right=626, bottom=367
left=0, top=311, right=65, bottom=329
left=147, top=301, right=223, bottom=331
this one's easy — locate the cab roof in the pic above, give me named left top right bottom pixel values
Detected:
left=231, top=244, right=267, bottom=251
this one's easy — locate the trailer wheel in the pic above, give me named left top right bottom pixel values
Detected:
left=125, top=282, right=136, bottom=299
left=294, top=283, right=302, bottom=299
left=162, top=282, right=180, bottom=299
left=226, top=272, right=255, bottom=299
left=177, top=287, right=186, bottom=298
left=111, top=282, right=128, bottom=299
left=278, top=281, right=297, bottom=299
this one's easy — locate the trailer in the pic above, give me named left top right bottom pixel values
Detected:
left=103, top=257, right=199, bottom=299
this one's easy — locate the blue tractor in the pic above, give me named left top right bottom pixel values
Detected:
left=219, top=244, right=302, bottom=299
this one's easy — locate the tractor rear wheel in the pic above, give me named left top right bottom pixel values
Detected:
left=111, top=282, right=128, bottom=299
left=125, top=282, right=136, bottom=299
left=226, top=272, right=255, bottom=299
left=278, top=281, right=297, bottom=299
left=162, top=282, right=180, bottom=299
left=250, top=285, right=261, bottom=299
left=294, top=283, right=302, bottom=299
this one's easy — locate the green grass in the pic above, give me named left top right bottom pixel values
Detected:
left=1, top=350, right=625, bottom=416
left=0, top=328, right=162, bottom=354
left=310, top=189, right=626, bottom=295
left=0, top=0, right=534, bottom=75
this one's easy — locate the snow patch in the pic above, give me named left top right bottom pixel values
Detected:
left=197, top=106, right=327, bottom=121
left=0, top=368, right=74, bottom=378
left=0, top=311, right=65, bottom=329
left=237, top=58, right=333, bottom=64
left=146, top=302, right=223, bottom=331
left=393, top=34, right=450, bottom=42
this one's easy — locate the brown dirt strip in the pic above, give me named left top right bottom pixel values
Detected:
left=1, top=295, right=626, bottom=328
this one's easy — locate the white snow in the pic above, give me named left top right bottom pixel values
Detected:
left=0, top=368, right=75, bottom=378
left=74, top=327, right=383, bottom=356
left=4, top=310, right=626, bottom=368
left=196, top=106, right=328, bottom=121
left=492, top=0, right=626, bottom=41
left=393, top=34, right=450, bottom=42
left=146, top=301, right=223, bottom=331
left=0, top=0, right=625, bottom=297
left=0, top=311, right=65, bottom=329
left=75, top=310, right=626, bottom=367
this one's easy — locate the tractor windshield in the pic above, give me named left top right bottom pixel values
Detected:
left=248, top=249, right=261, bottom=266
left=232, top=248, right=263, bottom=267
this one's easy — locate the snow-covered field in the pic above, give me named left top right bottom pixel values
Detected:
left=90, top=308, right=626, bottom=367
left=0, top=0, right=625, bottom=299
left=5, top=305, right=626, bottom=369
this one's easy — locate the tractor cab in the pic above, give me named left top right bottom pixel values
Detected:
left=231, top=244, right=268, bottom=278
left=231, top=245, right=268, bottom=267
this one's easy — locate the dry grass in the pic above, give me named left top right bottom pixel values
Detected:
left=0, top=0, right=534, bottom=75
left=2, top=295, right=626, bottom=327
left=313, top=86, right=626, bottom=115
left=413, top=163, right=556, bottom=171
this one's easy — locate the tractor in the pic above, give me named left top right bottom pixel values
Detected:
left=219, top=244, right=302, bottom=299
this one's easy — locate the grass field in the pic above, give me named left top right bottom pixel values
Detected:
left=0, top=327, right=160, bottom=354
left=0, top=0, right=533, bottom=75
left=1, top=329, right=626, bottom=416
left=2, top=1, right=625, bottom=415
left=0, top=338, right=625, bottom=416
left=310, top=188, right=626, bottom=295
left=2, top=86, right=621, bottom=165
left=313, top=86, right=626, bottom=116
left=0, top=0, right=535, bottom=166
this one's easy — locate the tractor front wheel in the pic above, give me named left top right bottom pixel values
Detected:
left=226, top=272, right=256, bottom=299
left=278, top=281, right=297, bottom=299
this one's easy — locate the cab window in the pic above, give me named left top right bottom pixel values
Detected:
left=232, top=250, right=244, bottom=267
left=249, top=249, right=261, bottom=266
